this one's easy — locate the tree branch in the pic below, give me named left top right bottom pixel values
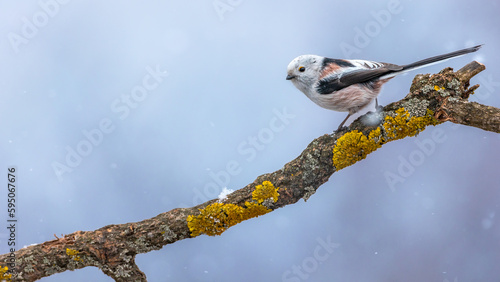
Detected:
left=438, top=99, right=500, bottom=133
left=0, top=61, right=495, bottom=281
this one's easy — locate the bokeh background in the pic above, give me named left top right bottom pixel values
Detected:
left=1, top=1, right=499, bottom=281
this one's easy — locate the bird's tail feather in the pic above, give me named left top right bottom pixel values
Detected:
left=402, top=44, right=482, bottom=71
left=381, top=44, right=482, bottom=79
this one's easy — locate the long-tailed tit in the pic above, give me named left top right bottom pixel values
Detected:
left=286, top=45, right=482, bottom=131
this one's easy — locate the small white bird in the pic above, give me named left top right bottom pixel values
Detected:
left=286, top=45, right=482, bottom=131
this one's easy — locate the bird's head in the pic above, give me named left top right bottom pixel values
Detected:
left=286, top=55, right=323, bottom=93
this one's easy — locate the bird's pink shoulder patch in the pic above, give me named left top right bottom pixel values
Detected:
left=320, top=62, right=341, bottom=79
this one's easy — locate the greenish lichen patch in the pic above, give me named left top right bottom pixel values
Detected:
left=119, top=250, right=132, bottom=263
left=446, top=78, right=461, bottom=91
left=131, top=237, right=156, bottom=253
left=300, top=149, right=322, bottom=183
left=433, top=85, right=449, bottom=97
left=421, top=84, right=435, bottom=94
left=302, top=186, right=316, bottom=202
left=401, top=98, right=430, bottom=117
left=114, top=265, right=132, bottom=278
left=160, top=225, right=177, bottom=242
left=410, top=74, right=431, bottom=93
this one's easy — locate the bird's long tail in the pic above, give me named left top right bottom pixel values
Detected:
left=381, top=44, right=482, bottom=79
left=402, top=44, right=482, bottom=71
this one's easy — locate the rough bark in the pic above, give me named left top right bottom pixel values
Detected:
left=437, top=99, right=500, bottom=133
left=0, top=61, right=496, bottom=281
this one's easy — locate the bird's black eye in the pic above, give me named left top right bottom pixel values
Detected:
left=298, top=66, right=306, bottom=72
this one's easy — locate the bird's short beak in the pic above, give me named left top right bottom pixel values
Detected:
left=286, top=74, right=296, bottom=80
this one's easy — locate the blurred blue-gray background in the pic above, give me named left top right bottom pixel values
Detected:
left=1, top=1, right=499, bottom=281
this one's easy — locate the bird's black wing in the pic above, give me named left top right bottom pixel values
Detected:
left=316, top=59, right=402, bottom=95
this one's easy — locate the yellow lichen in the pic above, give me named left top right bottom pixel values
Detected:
left=0, top=266, right=12, bottom=281
left=332, top=127, right=383, bottom=170
left=383, top=108, right=439, bottom=141
left=187, top=181, right=279, bottom=237
left=434, top=85, right=444, bottom=91
left=252, top=181, right=279, bottom=204
left=66, top=248, right=82, bottom=262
